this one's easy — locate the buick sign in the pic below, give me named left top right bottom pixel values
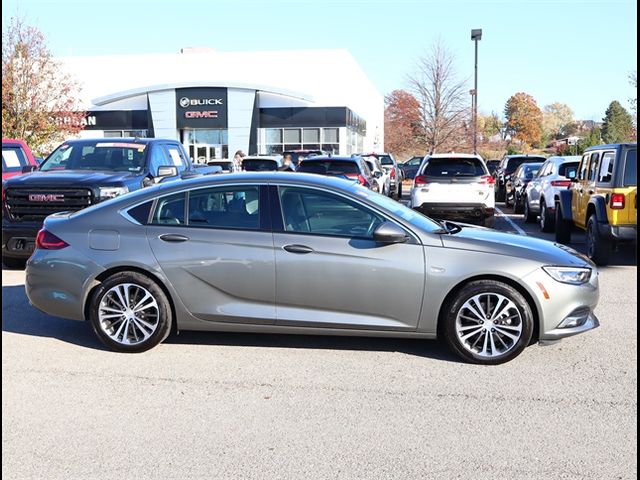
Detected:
left=179, top=97, right=223, bottom=107
left=29, top=194, right=65, bottom=202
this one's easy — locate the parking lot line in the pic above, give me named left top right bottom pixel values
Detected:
left=495, top=206, right=527, bottom=236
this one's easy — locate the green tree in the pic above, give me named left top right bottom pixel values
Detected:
left=601, top=101, right=634, bottom=143
left=504, top=92, right=543, bottom=148
left=2, top=17, right=85, bottom=155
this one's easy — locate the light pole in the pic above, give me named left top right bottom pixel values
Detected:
left=471, top=28, right=482, bottom=154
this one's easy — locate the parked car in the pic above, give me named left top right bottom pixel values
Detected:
left=494, top=154, right=547, bottom=202
left=399, top=156, right=423, bottom=180
left=363, top=156, right=391, bottom=196
left=296, top=155, right=378, bottom=191
left=207, top=159, right=234, bottom=173
left=241, top=155, right=284, bottom=171
left=2, top=138, right=39, bottom=181
left=486, top=159, right=501, bottom=176
left=282, top=149, right=325, bottom=167
left=2, top=138, right=220, bottom=268
left=410, top=154, right=496, bottom=227
left=26, top=172, right=600, bottom=364
left=505, top=162, right=543, bottom=211
left=523, top=156, right=580, bottom=231
left=555, top=143, right=636, bottom=265
left=355, top=152, right=404, bottom=199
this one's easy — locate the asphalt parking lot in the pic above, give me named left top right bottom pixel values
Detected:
left=2, top=197, right=637, bottom=480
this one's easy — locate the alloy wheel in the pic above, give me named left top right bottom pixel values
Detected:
left=98, top=283, right=160, bottom=346
left=455, top=293, right=523, bottom=358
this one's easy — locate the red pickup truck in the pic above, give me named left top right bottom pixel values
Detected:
left=2, top=138, right=39, bottom=181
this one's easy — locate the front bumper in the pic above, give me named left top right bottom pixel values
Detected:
left=522, top=266, right=600, bottom=342
left=2, top=220, right=43, bottom=259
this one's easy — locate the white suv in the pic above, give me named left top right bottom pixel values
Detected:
left=524, top=155, right=580, bottom=232
left=410, top=154, right=495, bottom=227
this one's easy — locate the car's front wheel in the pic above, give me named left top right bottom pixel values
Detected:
left=441, top=280, right=534, bottom=365
left=89, top=272, right=172, bottom=353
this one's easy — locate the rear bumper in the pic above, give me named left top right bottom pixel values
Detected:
left=413, top=202, right=495, bottom=220
left=2, top=220, right=42, bottom=259
left=598, top=223, right=636, bottom=241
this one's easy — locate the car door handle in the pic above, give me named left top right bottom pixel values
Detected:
left=283, top=244, right=314, bottom=254
left=159, top=233, right=189, bottom=243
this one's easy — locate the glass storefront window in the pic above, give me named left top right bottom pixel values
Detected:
left=283, top=129, right=301, bottom=143
left=323, top=128, right=339, bottom=143
left=261, top=127, right=341, bottom=155
left=266, top=129, right=282, bottom=143
left=303, top=128, right=319, bottom=143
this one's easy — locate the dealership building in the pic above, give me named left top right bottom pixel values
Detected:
left=60, top=47, right=384, bottom=163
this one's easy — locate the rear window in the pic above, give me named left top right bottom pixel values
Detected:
left=522, top=164, right=542, bottom=178
left=378, top=155, right=393, bottom=165
left=558, top=161, right=579, bottom=179
left=242, top=159, right=278, bottom=171
left=2, top=145, right=30, bottom=173
left=506, top=157, right=545, bottom=172
left=422, top=158, right=486, bottom=177
left=624, top=149, right=637, bottom=186
left=40, top=142, right=147, bottom=172
left=297, top=160, right=360, bottom=176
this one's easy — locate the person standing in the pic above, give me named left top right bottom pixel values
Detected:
left=280, top=153, right=295, bottom=171
left=233, top=150, right=245, bottom=172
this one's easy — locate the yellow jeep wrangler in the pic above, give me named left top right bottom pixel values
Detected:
left=555, top=143, right=636, bottom=265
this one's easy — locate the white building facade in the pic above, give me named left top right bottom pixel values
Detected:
left=60, top=48, right=384, bottom=163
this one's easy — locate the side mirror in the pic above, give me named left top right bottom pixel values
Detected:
left=373, top=221, right=409, bottom=244
left=157, top=166, right=178, bottom=178
left=21, top=165, right=38, bottom=174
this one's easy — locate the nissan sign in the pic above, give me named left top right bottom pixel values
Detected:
left=176, top=88, right=228, bottom=128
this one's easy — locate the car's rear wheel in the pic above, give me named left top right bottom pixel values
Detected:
left=554, top=201, right=572, bottom=244
left=586, top=214, right=611, bottom=266
left=539, top=199, right=555, bottom=233
left=523, top=196, right=536, bottom=223
left=441, top=280, right=534, bottom=365
left=514, top=192, right=524, bottom=214
left=395, top=181, right=403, bottom=200
left=89, top=272, right=172, bottom=353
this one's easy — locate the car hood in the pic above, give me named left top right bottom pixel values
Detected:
left=441, top=225, right=593, bottom=267
left=3, top=169, right=139, bottom=187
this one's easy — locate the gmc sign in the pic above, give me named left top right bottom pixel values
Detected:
left=185, top=111, right=218, bottom=119
left=29, top=194, right=65, bottom=202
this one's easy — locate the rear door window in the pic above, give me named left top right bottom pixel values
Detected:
left=188, top=186, right=260, bottom=230
left=151, top=192, right=186, bottom=225
left=623, top=149, right=637, bottom=186
left=598, top=151, right=616, bottom=183
left=2, top=145, right=30, bottom=173
left=588, top=152, right=600, bottom=181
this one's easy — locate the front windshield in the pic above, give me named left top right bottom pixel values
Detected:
left=350, top=185, right=442, bottom=233
left=40, top=142, right=147, bottom=172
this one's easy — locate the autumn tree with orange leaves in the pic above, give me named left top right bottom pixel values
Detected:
left=2, top=17, right=85, bottom=155
left=384, top=90, right=424, bottom=159
left=504, top=92, right=543, bottom=148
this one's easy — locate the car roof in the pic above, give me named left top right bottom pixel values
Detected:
left=243, top=155, right=281, bottom=160
left=545, top=155, right=581, bottom=163
left=426, top=153, right=483, bottom=159
left=301, top=155, right=360, bottom=162
left=584, top=143, right=637, bottom=151
left=58, top=137, right=169, bottom=145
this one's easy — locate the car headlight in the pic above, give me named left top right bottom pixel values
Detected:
left=542, top=266, right=592, bottom=285
left=99, top=186, right=129, bottom=200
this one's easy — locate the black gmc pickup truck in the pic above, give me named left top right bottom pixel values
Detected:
left=2, top=137, right=220, bottom=267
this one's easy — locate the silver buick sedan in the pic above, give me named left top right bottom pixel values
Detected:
left=25, top=173, right=599, bottom=364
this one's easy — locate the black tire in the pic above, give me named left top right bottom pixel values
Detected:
left=2, top=257, right=27, bottom=270
left=395, top=181, right=403, bottom=200
left=504, top=191, right=512, bottom=207
left=586, top=214, right=611, bottom=266
left=539, top=199, right=555, bottom=233
left=523, top=196, right=536, bottom=223
left=89, top=271, right=172, bottom=353
left=514, top=193, right=524, bottom=214
left=554, top=202, right=572, bottom=244
left=441, top=280, right=534, bottom=365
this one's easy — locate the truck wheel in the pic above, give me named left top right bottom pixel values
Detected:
left=539, top=199, right=555, bottom=233
left=554, top=202, right=571, bottom=244
left=586, top=214, right=611, bottom=266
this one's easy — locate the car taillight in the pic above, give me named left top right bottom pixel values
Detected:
left=390, top=169, right=396, bottom=179
left=610, top=193, right=625, bottom=209
left=551, top=180, right=572, bottom=187
left=36, top=229, right=69, bottom=250
left=414, top=175, right=429, bottom=186
left=345, top=173, right=367, bottom=186
left=479, top=175, right=495, bottom=185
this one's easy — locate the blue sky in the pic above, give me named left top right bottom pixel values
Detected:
left=2, top=0, right=637, bottom=121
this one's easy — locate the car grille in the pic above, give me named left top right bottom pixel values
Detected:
left=4, top=187, right=94, bottom=221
